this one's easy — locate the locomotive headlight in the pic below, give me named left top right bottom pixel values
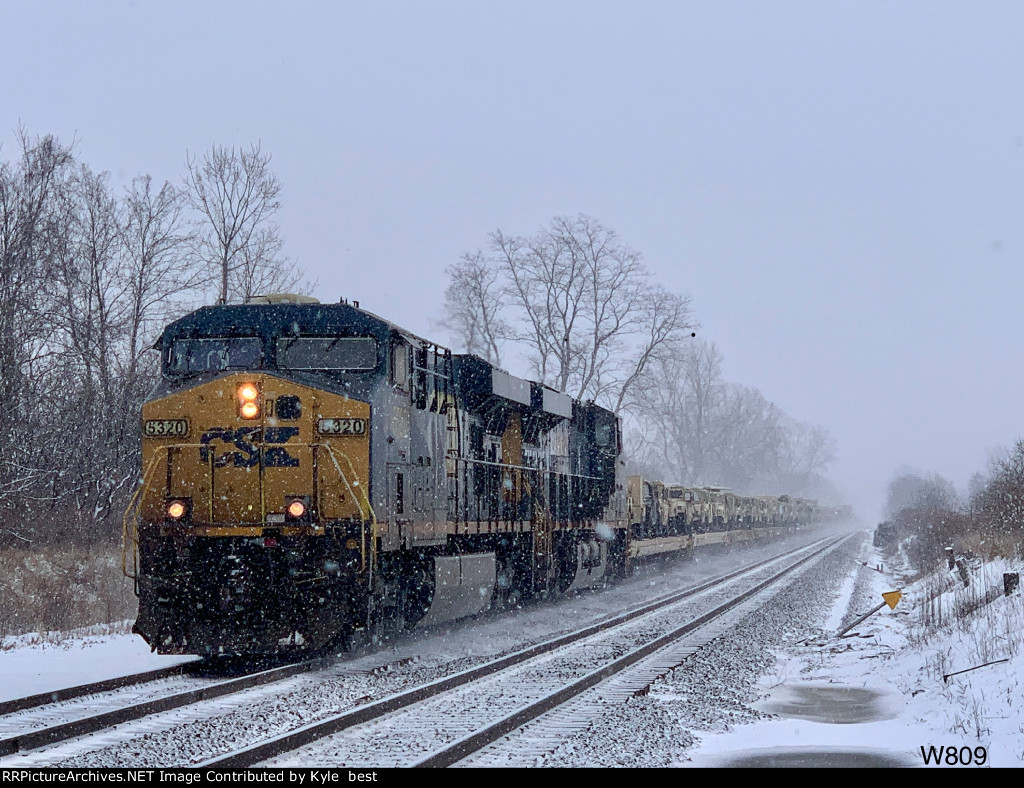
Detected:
left=238, top=383, right=260, bottom=419
left=165, top=498, right=191, bottom=522
left=284, top=495, right=311, bottom=522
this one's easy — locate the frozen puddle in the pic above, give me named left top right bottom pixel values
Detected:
left=687, top=682, right=916, bottom=768
left=753, top=681, right=900, bottom=724
left=709, top=746, right=916, bottom=768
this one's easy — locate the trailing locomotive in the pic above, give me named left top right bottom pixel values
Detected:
left=123, top=295, right=819, bottom=656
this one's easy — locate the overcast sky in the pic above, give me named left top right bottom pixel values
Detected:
left=5, top=1, right=1023, bottom=518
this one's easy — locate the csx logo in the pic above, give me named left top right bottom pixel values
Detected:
left=199, top=427, right=300, bottom=468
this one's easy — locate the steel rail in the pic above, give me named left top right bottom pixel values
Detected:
left=415, top=535, right=845, bottom=767
left=1, top=536, right=830, bottom=761
left=0, top=663, right=197, bottom=717
left=0, top=654, right=338, bottom=757
left=200, top=536, right=838, bottom=768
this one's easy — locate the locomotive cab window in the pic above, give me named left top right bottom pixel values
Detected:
left=595, top=417, right=616, bottom=449
left=392, top=340, right=410, bottom=389
left=276, top=337, right=378, bottom=370
left=412, top=345, right=428, bottom=409
left=167, top=337, right=262, bottom=375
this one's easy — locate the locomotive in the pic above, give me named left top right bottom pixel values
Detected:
left=123, top=295, right=819, bottom=656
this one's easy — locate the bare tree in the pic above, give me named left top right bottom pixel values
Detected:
left=461, top=215, right=693, bottom=408
left=184, top=143, right=298, bottom=303
left=491, top=225, right=578, bottom=387
left=712, top=384, right=785, bottom=490
left=624, top=359, right=692, bottom=484
left=610, top=284, right=694, bottom=414
left=122, top=176, right=200, bottom=366
left=779, top=419, right=837, bottom=491
left=884, top=469, right=965, bottom=570
left=627, top=339, right=725, bottom=484
left=973, top=440, right=1024, bottom=533
left=677, top=339, right=725, bottom=482
left=966, top=471, right=988, bottom=518
left=441, top=250, right=508, bottom=365
left=0, top=131, right=75, bottom=526
left=44, top=165, right=136, bottom=538
left=628, top=337, right=837, bottom=495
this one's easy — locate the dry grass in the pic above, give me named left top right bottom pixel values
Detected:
left=954, top=531, right=1023, bottom=562
left=912, top=558, right=1024, bottom=681
left=0, top=542, right=137, bottom=641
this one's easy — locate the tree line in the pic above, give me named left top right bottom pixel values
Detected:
left=441, top=214, right=838, bottom=499
left=0, top=131, right=841, bottom=551
left=883, top=441, right=1024, bottom=571
left=0, top=130, right=302, bottom=547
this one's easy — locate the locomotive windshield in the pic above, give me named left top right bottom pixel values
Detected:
left=167, top=337, right=262, bottom=375
left=276, top=336, right=378, bottom=370
left=594, top=414, right=617, bottom=449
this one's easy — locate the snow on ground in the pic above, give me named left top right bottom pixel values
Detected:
left=686, top=532, right=1024, bottom=768
left=545, top=528, right=862, bottom=766
left=0, top=627, right=196, bottom=702
left=2, top=528, right=1022, bottom=767
left=0, top=534, right=810, bottom=710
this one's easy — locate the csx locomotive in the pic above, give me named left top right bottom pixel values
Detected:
left=123, top=295, right=820, bottom=656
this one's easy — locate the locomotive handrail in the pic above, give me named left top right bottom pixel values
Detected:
left=121, top=451, right=166, bottom=581
left=321, top=444, right=378, bottom=582
left=123, top=441, right=379, bottom=582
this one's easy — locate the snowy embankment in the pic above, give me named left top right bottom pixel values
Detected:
left=0, top=627, right=195, bottom=702
left=3, top=528, right=1022, bottom=768
left=547, top=528, right=1024, bottom=767
left=688, top=535, right=1024, bottom=768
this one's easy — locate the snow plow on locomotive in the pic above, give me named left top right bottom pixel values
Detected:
left=123, top=295, right=821, bottom=656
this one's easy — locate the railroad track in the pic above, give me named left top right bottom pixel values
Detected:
left=206, top=535, right=846, bottom=768
left=0, top=534, right=840, bottom=766
left=0, top=663, right=196, bottom=717
left=0, top=654, right=344, bottom=757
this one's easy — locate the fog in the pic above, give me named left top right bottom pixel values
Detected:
left=5, top=1, right=1023, bottom=519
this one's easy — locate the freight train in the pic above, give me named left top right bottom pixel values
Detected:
left=123, top=295, right=822, bottom=656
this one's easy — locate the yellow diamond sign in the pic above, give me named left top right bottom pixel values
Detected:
left=882, top=590, right=902, bottom=610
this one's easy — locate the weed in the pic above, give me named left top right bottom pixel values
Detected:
left=0, top=542, right=135, bottom=643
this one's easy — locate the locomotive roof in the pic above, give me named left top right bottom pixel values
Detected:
left=159, top=299, right=429, bottom=346
left=160, top=298, right=617, bottom=420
